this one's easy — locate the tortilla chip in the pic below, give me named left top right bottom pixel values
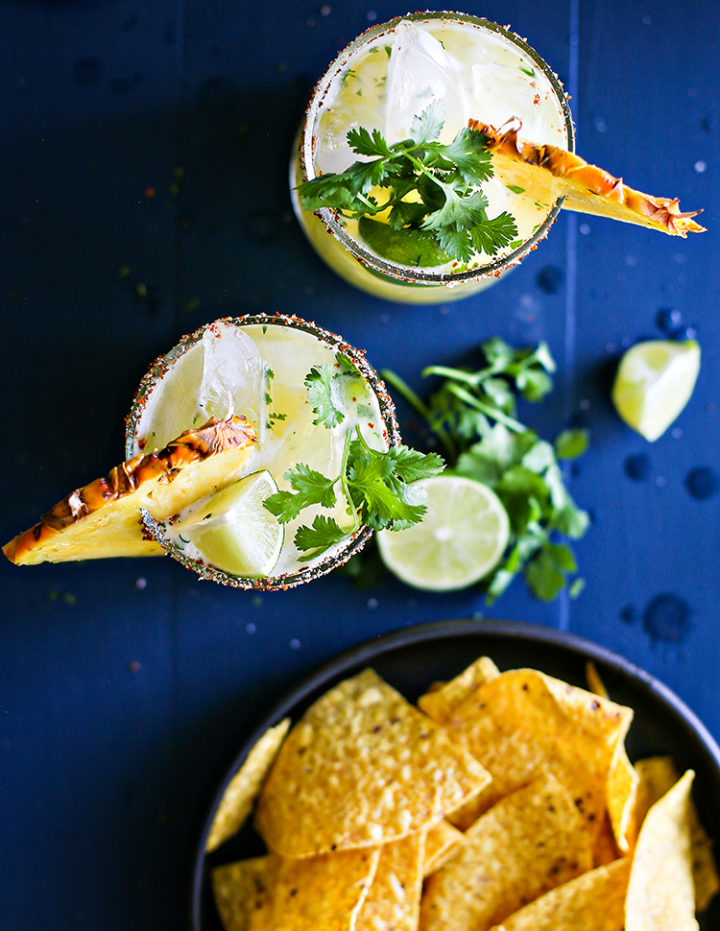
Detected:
left=356, top=831, right=426, bottom=931
left=625, top=770, right=698, bottom=930
left=206, top=719, right=291, bottom=852
left=419, top=773, right=593, bottom=930
left=438, top=669, right=632, bottom=845
left=212, top=857, right=273, bottom=931
left=634, top=757, right=720, bottom=912
left=585, top=661, right=609, bottom=700
left=488, top=858, right=630, bottom=930
left=593, top=813, right=621, bottom=867
left=214, top=846, right=380, bottom=930
left=423, top=821, right=464, bottom=878
left=418, top=657, right=500, bottom=723
left=255, top=669, right=490, bottom=858
left=606, top=743, right=639, bottom=855
left=273, top=846, right=380, bottom=930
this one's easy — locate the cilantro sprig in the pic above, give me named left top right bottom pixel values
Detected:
left=297, top=102, right=518, bottom=264
left=381, top=339, right=590, bottom=603
left=263, top=353, right=444, bottom=561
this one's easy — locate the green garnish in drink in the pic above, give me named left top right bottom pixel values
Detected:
left=297, top=102, right=518, bottom=265
left=264, top=353, right=445, bottom=561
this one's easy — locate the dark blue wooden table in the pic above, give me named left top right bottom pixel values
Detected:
left=1, top=1, right=718, bottom=928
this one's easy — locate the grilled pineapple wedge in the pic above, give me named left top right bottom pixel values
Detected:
left=3, top=415, right=257, bottom=566
left=472, top=117, right=705, bottom=237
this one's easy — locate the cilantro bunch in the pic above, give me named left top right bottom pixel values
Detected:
left=263, top=354, right=444, bottom=561
left=297, top=102, right=518, bottom=263
left=382, top=338, right=590, bottom=603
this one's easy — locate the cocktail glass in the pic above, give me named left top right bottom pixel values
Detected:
left=292, top=11, right=574, bottom=304
left=125, top=314, right=400, bottom=590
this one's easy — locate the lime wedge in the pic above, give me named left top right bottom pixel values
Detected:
left=358, top=217, right=450, bottom=267
left=186, top=470, right=283, bottom=578
left=612, top=340, right=700, bottom=441
left=377, top=476, right=509, bottom=591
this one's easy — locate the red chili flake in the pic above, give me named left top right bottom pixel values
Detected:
left=533, top=94, right=541, bottom=105
left=129, top=660, right=141, bottom=672
left=144, top=186, right=156, bottom=198
left=368, top=422, right=374, bottom=429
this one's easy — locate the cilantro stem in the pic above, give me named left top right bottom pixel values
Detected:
left=423, top=363, right=498, bottom=385
left=444, top=383, right=526, bottom=432
left=381, top=368, right=456, bottom=459
left=339, top=428, right=361, bottom=536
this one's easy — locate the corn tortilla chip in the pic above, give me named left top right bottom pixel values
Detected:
left=423, top=821, right=464, bottom=878
left=585, top=661, right=610, bottom=700
left=634, top=757, right=719, bottom=912
left=419, top=773, right=593, bottom=931
left=418, top=657, right=499, bottom=723
left=488, top=858, right=630, bottom=930
left=438, top=668, right=632, bottom=844
left=213, top=857, right=273, bottom=931
left=256, top=669, right=490, bottom=858
left=584, top=661, right=638, bottom=855
left=593, top=813, right=620, bottom=867
left=273, top=846, right=380, bottom=930
left=625, top=769, right=698, bottom=930
left=206, top=719, right=291, bottom=853
left=356, top=831, right=426, bottom=931
left=606, top=743, right=639, bottom=855
left=214, top=847, right=380, bottom=931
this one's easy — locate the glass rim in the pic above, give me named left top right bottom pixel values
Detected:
left=300, top=10, right=575, bottom=286
left=125, top=313, right=401, bottom=591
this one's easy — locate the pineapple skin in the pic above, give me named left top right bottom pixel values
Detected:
left=3, top=416, right=257, bottom=566
left=471, top=118, right=705, bottom=237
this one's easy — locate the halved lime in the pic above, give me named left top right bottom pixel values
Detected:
left=377, top=475, right=509, bottom=592
left=358, top=217, right=450, bottom=267
left=185, top=470, right=284, bottom=578
left=612, top=340, right=700, bottom=442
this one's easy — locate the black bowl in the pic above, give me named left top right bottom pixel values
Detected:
left=191, top=619, right=720, bottom=929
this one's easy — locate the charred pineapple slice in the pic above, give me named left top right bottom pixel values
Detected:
left=3, top=415, right=257, bottom=565
left=471, top=117, right=705, bottom=236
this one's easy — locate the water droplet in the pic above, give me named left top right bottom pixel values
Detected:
left=624, top=454, right=650, bottom=481
left=642, top=593, right=691, bottom=643
left=579, top=223, right=591, bottom=235
left=641, top=13, right=652, bottom=24
left=694, top=160, right=707, bottom=174
left=245, top=622, right=257, bottom=634
left=367, top=597, right=379, bottom=609
left=620, top=604, right=637, bottom=625
left=135, top=577, right=147, bottom=591
left=74, top=57, right=104, bottom=87
left=685, top=466, right=719, bottom=500
left=536, top=265, right=563, bottom=294
left=655, top=307, right=682, bottom=333
left=593, top=116, right=607, bottom=133
left=289, top=638, right=301, bottom=650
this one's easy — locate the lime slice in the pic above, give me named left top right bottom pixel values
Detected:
left=612, top=340, right=700, bottom=441
left=185, top=470, right=283, bottom=578
left=377, top=475, right=509, bottom=592
left=358, top=217, right=450, bottom=267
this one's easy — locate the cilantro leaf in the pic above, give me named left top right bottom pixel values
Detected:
left=305, top=364, right=344, bottom=428
left=263, top=465, right=338, bottom=524
left=295, top=515, right=347, bottom=558
left=296, top=117, right=521, bottom=263
left=410, top=100, right=445, bottom=144
left=347, top=126, right=393, bottom=157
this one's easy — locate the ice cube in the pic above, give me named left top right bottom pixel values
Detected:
left=197, top=322, right=265, bottom=425
left=385, top=23, right=469, bottom=144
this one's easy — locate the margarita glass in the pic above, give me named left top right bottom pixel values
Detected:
left=292, top=11, right=574, bottom=304
left=125, top=314, right=399, bottom=590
